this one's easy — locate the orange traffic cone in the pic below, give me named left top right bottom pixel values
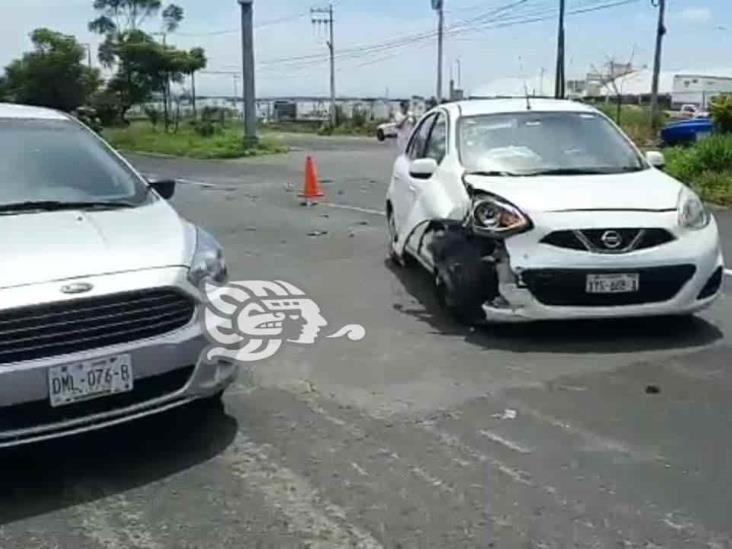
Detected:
left=299, top=156, right=325, bottom=205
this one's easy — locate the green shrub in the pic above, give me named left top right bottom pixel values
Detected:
left=710, top=95, right=732, bottom=134
left=90, top=89, right=124, bottom=126
left=665, top=134, right=732, bottom=204
left=144, top=106, right=161, bottom=128
left=191, top=119, right=218, bottom=137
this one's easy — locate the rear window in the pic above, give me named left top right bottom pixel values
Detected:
left=0, top=118, right=148, bottom=206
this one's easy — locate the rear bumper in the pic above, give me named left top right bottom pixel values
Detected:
left=0, top=268, right=238, bottom=448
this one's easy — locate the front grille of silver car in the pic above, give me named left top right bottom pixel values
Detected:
left=0, top=289, right=196, bottom=365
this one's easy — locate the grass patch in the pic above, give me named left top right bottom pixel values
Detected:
left=665, top=134, right=732, bottom=205
left=104, top=122, right=288, bottom=159
left=260, top=120, right=322, bottom=134
left=595, top=103, right=666, bottom=148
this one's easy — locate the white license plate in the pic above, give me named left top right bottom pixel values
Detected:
left=48, top=354, right=134, bottom=408
left=586, top=273, right=639, bottom=294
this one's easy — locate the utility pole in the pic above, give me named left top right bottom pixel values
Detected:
left=239, top=0, right=258, bottom=145
left=649, top=0, right=667, bottom=131
left=554, top=0, right=566, bottom=98
left=311, top=5, right=336, bottom=127
left=82, top=44, right=93, bottom=69
left=233, top=74, right=240, bottom=99
left=539, top=67, right=546, bottom=96
left=433, top=0, right=445, bottom=102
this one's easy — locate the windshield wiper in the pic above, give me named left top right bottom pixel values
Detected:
left=465, top=170, right=521, bottom=177
left=520, top=166, right=643, bottom=176
left=0, top=200, right=136, bottom=214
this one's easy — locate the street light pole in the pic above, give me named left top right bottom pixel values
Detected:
left=554, top=0, right=566, bottom=98
left=435, top=0, right=445, bottom=102
left=649, top=0, right=667, bottom=132
left=239, top=0, right=258, bottom=145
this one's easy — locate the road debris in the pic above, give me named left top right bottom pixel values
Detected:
left=645, top=385, right=661, bottom=395
left=307, top=230, right=329, bottom=237
left=492, top=409, right=518, bottom=420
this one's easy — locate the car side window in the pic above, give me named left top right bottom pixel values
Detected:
left=424, top=113, right=447, bottom=164
left=407, top=114, right=436, bottom=160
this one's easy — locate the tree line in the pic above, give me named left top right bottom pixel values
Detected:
left=0, top=0, right=208, bottom=129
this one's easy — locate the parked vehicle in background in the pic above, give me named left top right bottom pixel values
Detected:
left=386, top=98, right=724, bottom=323
left=669, top=104, right=709, bottom=121
left=0, top=103, right=235, bottom=448
left=660, top=117, right=713, bottom=146
left=376, top=121, right=397, bottom=141
left=679, top=104, right=701, bottom=118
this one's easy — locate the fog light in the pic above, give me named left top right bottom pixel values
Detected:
left=697, top=267, right=723, bottom=299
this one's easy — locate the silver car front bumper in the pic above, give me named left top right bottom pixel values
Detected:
left=0, top=267, right=238, bottom=448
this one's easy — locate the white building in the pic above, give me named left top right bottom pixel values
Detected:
left=672, top=71, right=732, bottom=108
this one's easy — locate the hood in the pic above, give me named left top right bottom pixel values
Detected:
left=0, top=200, right=195, bottom=289
left=465, top=169, right=683, bottom=213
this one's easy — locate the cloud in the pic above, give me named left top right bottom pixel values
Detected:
left=679, top=7, right=712, bottom=24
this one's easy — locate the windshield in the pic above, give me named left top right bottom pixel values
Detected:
left=459, top=111, right=647, bottom=176
left=0, top=118, right=149, bottom=208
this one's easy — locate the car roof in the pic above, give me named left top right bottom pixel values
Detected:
left=0, top=103, right=69, bottom=121
left=441, top=98, right=599, bottom=117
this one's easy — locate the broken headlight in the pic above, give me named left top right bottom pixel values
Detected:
left=471, top=195, right=532, bottom=237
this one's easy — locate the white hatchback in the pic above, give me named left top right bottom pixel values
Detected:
left=386, top=98, right=724, bottom=323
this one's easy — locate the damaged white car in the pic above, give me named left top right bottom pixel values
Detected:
left=386, top=99, right=724, bottom=323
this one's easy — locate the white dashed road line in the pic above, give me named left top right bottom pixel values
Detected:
left=323, top=202, right=386, bottom=216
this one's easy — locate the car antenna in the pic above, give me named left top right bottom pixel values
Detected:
left=523, top=81, right=532, bottom=111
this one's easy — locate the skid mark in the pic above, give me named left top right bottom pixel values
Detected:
left=478, top=429, right=532, bottom=455
left=420, top=423, right=533, bottom=486
left=222, top=434, right=383, bottom=549
left=70, top=492, right=163, bottom=549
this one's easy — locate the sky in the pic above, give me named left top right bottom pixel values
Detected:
left=0, top=0, right=730, bottom=99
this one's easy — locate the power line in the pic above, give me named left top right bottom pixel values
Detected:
left=200, top=0, right=638, bottom=84
left=253, top=0, right=634, bottom=72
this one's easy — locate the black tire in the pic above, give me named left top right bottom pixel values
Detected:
left=377, top=129, right=386, bottom=142
left=197, top=390, right=225, bottom=411
left=386, top=207, right=401, bottom=263
left=433, top=240, right=498, bottom=325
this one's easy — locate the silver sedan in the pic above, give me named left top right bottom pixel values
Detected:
left=0, top=103, right=237, bottom=448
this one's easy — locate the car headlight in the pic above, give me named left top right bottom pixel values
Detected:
left=677, top=187, right=710, bottom=230
left=471, top=195, right=532, bottom=237
left=188, top=227, right=228, bottom=287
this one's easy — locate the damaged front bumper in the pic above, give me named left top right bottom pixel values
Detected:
left=482, top=211, right=724, bottom=322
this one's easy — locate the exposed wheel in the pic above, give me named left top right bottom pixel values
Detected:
left=197, top=390, right=225, bottom=411
left=386, top=206, right=401, bottom=263
left=376, top=129, right=386, bottom=142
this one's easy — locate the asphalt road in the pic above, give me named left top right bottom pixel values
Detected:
left=2, top=134, right=732, bottom=548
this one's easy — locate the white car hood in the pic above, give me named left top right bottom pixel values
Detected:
left=464, top=169, right=683, bottom=213
left=0, top=200, right=194, bottom=289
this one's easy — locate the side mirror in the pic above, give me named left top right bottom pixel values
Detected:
left=147, top=178, right=176, bottom=199
left=645, top=151, right=665, bottom=169
left=409, top=158, right=438, bottom=180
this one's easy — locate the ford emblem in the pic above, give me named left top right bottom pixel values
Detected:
left=60, top=282, right=94, bottom=295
